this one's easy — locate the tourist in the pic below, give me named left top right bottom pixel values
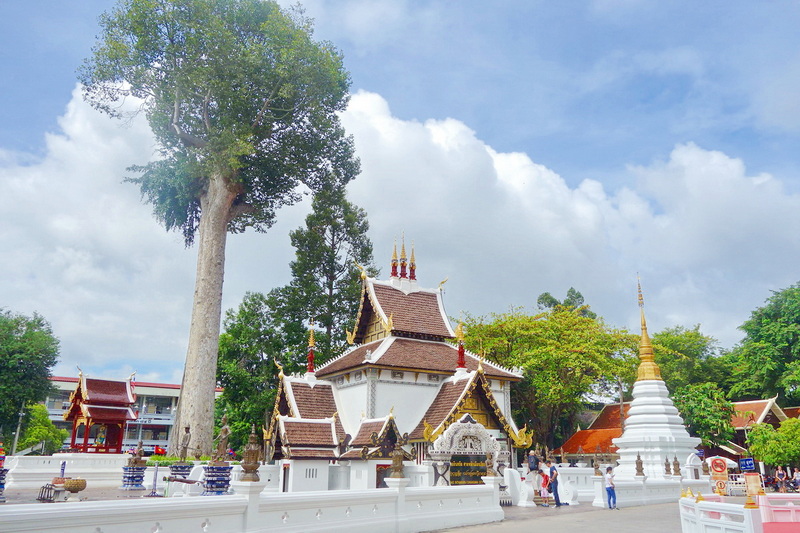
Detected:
left=605, top=466, right=618, bottom=509
left=539, top=468, right=550, bottom=506
left=527, top=450, right=540, bottom=474
left=793, top=467, right=800, bottom=491
left=546, top=459, right=562, bottom=507
left=776, top=466, right=787, bottom=493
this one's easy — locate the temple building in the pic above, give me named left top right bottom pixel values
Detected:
left=63, top=372, right=137, bottom=453
left=265, top=243, right=532, bottom=491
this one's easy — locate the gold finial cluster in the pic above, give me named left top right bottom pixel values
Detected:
left=308, top=320, right=316, bottom=348
left=636, top=277, right=662, bottom=382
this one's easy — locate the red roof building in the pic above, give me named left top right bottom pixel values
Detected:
left=63, top=372, right=137, bottom=453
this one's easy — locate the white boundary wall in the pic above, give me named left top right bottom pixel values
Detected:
left=679, top=493, right=800, bottom=533
left=0, top=477, right=504, bottom=533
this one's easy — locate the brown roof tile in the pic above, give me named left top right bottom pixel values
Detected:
left=316, top=338, right=518, bottom=380
left=589, top=403, right=630, bottom=430
left=351, top=420, right=388, bottom=447
left=286, top=380, right=345, bottom=439
left=288, top=449, right=338, bottom=459
left=409, top=379, right=471, bottom=440
left=783, top=406, right=800, bottom=419
left=281, top=419, right=337, bottom=447
left=560, top=428, right=621, bottom=454
left=371, top=284, right=453, bottom=338
left=81, top=405, right=137, bottom=422
left=83, top=378, right=134, bottom=405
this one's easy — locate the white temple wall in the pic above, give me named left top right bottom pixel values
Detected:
left=282, top=460, right=330, bottom=492
left=0, top=479, right=504, bottom=533
left=331, top=381, right=368, bottom=435
left=348, top=460, right=391, bottom=490
left=373, top=381, right=440, bottom=435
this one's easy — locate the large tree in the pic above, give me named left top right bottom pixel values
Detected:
left=652, top=325, right=733, bottom=394
left=80, top=0, right=359, bottom=453
left=277, top=184, right=377, bottom=361
left=463, top=306, right=636, bottom=448
left=747, top=418, right=800, bottom=467
left=672, top=382, right=735, bottom=448
left=216, top=292, right=286, bottom=450
left=0, top=310, right=60, bottom=441
left=728, top=282, right=800, bottom=403
left=17, top=404, right=70, bottom=455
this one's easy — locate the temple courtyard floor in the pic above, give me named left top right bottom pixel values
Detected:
left=438, top=502, right=684, bottom=533
left=3, top=486, right=686, bottom=532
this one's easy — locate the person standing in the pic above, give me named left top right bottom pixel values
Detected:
left=546, top=459, right=562, bottom=507
left=539, top=468, right=550, bottom=506
left=605, top=466, right=618, bottom=509
left=776, top=466, right=787, bottom=493
left=793, top=467, right=800, bottom=491
left=527, top=450, right=540, bottom=475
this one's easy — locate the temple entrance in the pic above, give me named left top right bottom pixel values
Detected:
left=428, top=414, right=504, bottom=486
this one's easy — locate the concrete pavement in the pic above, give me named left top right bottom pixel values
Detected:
left=436, top=502, right=683, bottom=533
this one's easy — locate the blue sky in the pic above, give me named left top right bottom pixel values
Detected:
left=3, top=1, right=800, bottom=382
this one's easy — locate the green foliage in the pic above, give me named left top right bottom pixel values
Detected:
left=216, top=292, right=286, bottom=450
left=652, top=325, right=732, bottom=393
left=728, top=283, right=800, bottom=402
left=537, top=288, right=597, bottom=319
left=672, top=383, right=735, bottom=447
left=0, top=310, right=60, bottom=440
left=18, top=404, right=69, bottom=455
left=463, top=306, right=637, bottom=448
left=277, top=184, right=377, bottom=362
left=747, top=418, right=800, bottom=466
left=80, top=0, right=359, bottom=244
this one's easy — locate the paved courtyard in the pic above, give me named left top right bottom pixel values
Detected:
left=438, top=502, right=682, bottom=533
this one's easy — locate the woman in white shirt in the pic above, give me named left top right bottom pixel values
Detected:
left=605, top=467, right=619, bottom=509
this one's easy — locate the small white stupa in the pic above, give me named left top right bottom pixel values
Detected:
left=612, top=281, right=702, bottom=480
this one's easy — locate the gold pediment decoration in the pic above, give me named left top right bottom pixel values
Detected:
left=422, top=419, right=444, bottom=442
left=382, top=313, right=394, bottom=335
left=346, top=328, right=356, bottom=345
left=511, top=424, right=534, bottom=449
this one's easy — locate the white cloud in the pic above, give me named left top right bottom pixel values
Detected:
left=341, top=92, right=800, bottom=347
left=4, top=86, right=800, bottom=384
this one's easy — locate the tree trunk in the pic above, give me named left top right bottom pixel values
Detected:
left=169, top=172, right=236, bottom=456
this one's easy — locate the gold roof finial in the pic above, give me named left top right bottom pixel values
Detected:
left=354, top=260, right=367, bottom=280
left=636, top=276, right=662, bottom=382
left=308, top=318, right=316, bottom=348
left=392, top=240, right=398, bottom=261
left=455, top=322, right=465, bottom=342
left=274, top=358, right=284, bottom=378
left=410, top=242, right=416, bottom=265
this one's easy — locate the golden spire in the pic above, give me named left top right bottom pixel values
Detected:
left=392, top=240, right=398, bottom=261
left=636, top=277, right=662, bottom=381
left=308, top=327, right=316, bottom=348
left=410, top=243, right=415, bottom=265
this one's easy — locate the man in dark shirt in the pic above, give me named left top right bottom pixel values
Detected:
left=527, top=451, right=540, bottom=474
left=546, top=460, right=562, bottom=506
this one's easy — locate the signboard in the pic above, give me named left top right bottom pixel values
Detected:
left=710, top=457, right=729, bottom=482
left=744, top=473, right=762, bottom=496
left=715, top=480, right=727, bottom=493
left=739, top=457, right=755, bottom=471
left=449, top=455, right=487, bottom=486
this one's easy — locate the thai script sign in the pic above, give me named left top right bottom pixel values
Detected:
left=450, top=455, right=487, bottom=485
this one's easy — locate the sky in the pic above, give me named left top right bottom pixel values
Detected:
left=3, top=1, right=800, bottom=383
